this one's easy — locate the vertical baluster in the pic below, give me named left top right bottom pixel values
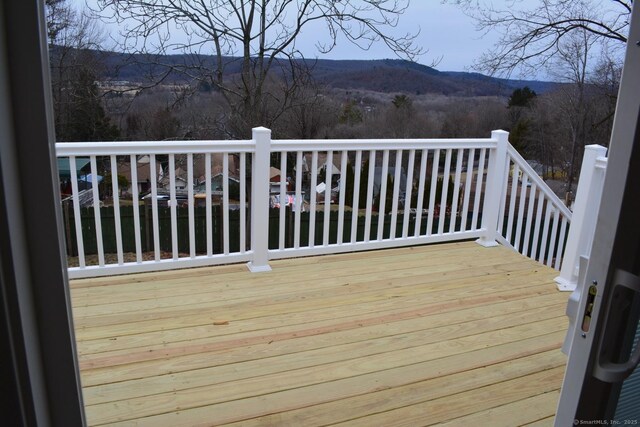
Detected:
left=239, top=152, right=246, bottom=253
left=337, top=151, right=348, bottom=244
left=68, top=157, right=86, bottom=267
left=364, top=150, right=376, bottom=242
left=323, top=150, right=333, bottom=246
left=514, top=174, right=529, bottom=252
left=110, top=155, right=124, bottom=265
left=188, top=153, right=195, bottom=258
left=309, top=151, right=318, bottom=247
left=377, top=150, right=390, bottom=240
left=150, top=154, right=160, bottom=261
left=69, top=157, right=85, bottom=267
left=90, top=156, right=105, bottom=266
left=205, top=153, right=212, bottom=256
left=278, top=152, right=287, bottom=250
left=531, top=192, right=544, bottom=261
left=129, top=155, right=142, bottom=263
left=522, top=184, right=537, bottom=257
left=294, top=151, right=303, bottom=249
left=539, top=204, right=552, bottom=264
left=449, top=149, right=464, bottom=233
left=223, top=153, right=230, bottom=255
left=390, top=150, right=403, bottom=239
left=426, top=149, right=440, bottom=236
left=350, top=150, right=362, bottom=243
left=402, top=149, right=415, bottom=238
left=460, top=149, right=474, bottom=232
left=414, top=149, right=428, bottom=236
left=169, top=155, right=178, bottom=260
left=546, top=208, right=560, bottom=267
left=497, top=156, right=511, bottom=234
left=505, top=164, right=520, bottom=243
left=437, top=149, right=452, bottom=235
left=471, top=149, right=486, bottom=230
left=554, top=216, right=569, bottom=270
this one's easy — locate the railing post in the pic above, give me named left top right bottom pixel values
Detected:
left=247, top=127, right=273, bottom=272
left=555, top=144, right=608, bottom=291
left=476, top=130, right=509, bottom=247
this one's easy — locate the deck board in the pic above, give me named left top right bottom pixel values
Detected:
left=71, top=241, right=569, bottom=426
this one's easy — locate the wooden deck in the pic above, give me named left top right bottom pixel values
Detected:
left=71, top=241, right=570, bottom=426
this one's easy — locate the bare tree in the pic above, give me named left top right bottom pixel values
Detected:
left=47, top=0, right=120, bottom=141
left=93, top=0, right=423, bottom=137
left=448, top=0, right=631, bottom=77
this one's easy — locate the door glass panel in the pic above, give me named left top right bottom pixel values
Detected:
left=614, top=314, right=640, bottom=421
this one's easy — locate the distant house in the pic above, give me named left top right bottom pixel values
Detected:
left=57, top=157, right=91, bottom=196
left=526, top=160, right=545, bottom=177
left=159, top=167, right=189, bottom=192
left=116, top=155, right=161, bottom=195
left=269, top=167, right=283, bottom=193
left=195, top=173, right=241, bottom=200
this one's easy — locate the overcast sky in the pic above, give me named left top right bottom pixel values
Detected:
left=292, top=1, right=501, bottom=73
left=78, top=1, right=543, bottom=75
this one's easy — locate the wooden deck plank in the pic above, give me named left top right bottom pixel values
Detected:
left=71, top=247, right=542, bottom=319
left=75, top=268, right=558, bottom=354
left=70, top=242, right=474, bottom=289
left=71, top=253, right=538, bottom=317
left=329, top=367, right=565, bottom=426
left=84, top=320, right=566, bottom=425
left=77, top=290, right=563, bottom=358
left=524, top=415, right=556, bottom=426
left=82, top=304, right=565, bottom=405
left=99, top=335, right=566, bottom=427
left=70, top=241, right=570, bottom=426
left=71, top=256, right=542, bottom=319
left=220, top=351, right=565, bottom=427
left=77, top=281, right=559, bottom=370
left=80, top=296, right=564, bottom=388
left=74, top=263, right=554, bottom=341
left=438, top=390, right=561, bottom=426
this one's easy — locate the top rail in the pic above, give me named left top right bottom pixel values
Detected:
left=55, top=140, right=255, bottom=156
left=56, top=137, right=497, bottom=157
left=271, top=138, right=497, bottom=152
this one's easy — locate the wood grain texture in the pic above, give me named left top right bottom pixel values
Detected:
left=70, top=241, right=570, bottom=426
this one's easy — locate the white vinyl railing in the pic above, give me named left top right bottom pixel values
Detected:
left=56, top=128, right=575, bottom=278
left=555, top=145, right=608, bottom=291
left=474, top=131, right=572, bottom=271
left=57, top=140, right=254, bottom=277
left=264, top=135, right=494, bottom=263
left=497, top=145, right=572, bottom=269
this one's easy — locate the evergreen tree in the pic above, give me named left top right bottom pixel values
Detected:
left=508, top=86, right=537, bottom=108
left=59, top=68, right=119, bottom=141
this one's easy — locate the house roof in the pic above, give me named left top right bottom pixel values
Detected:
left=57, top=158, right=90, bottom=178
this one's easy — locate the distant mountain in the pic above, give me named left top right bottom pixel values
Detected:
left=64, top=47, right=557, bottom=96
left=310, top=59, right=557, bottom=96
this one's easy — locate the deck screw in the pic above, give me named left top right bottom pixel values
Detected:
left=581, top=333, right=587, bottom=338
left=592, top=280, right=598, bottom=286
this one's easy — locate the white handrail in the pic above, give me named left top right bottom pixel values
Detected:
left=271, top=138, right=496, bottom=152
left=507, top=145, right=572, bottom=218
left=56, top=140, right=254, bottom=156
